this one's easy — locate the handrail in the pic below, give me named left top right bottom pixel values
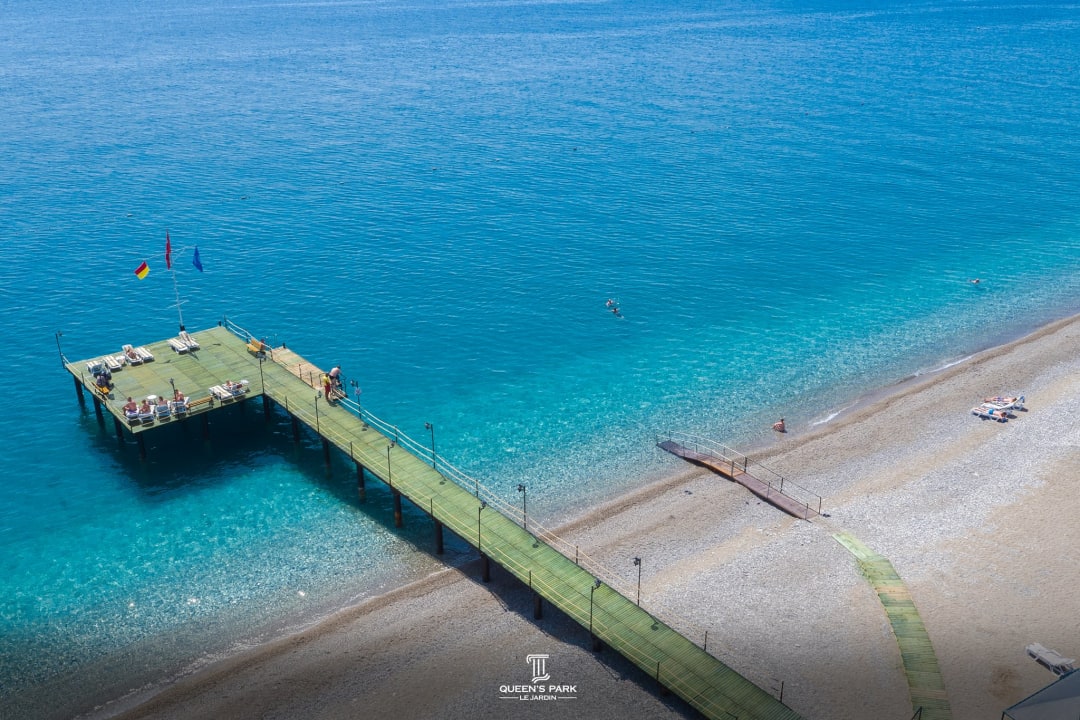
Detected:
left=218, top=322, right=744, bottom=683
left=657, top=430, right=823, bottom=517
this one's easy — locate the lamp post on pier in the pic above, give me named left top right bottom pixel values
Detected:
left=425, top=422, right=436, bottom=468
left=517, top=484, right=527, bottom=530
left=258, top=354, right=265, bottom=394
left=314, top=392, right=321, bottom=434
left=477, top=501, right=487, bottom=550
left=351, top=380, right=365, bottom=428
left=387, top=443, right=393, bottom=487
left=633, top=557, right=642, bottom=606
left=589, top=578, right=602, bottom=646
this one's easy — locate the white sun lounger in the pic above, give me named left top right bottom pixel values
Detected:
left=179, top=331, right=200, bottom=350
left=167, top=338, right=190, bottom=354
left=210, top=381, right=249, bottom=400
left=984, top=395, right=1025, bottom=412
left=104, top=355, right=125, bottom=372
left=122, top=344, right=143, bottom=365
left=971, top=405, right=1008, bottom=422
left=134, top=346, right=154, bottom=362
left=1027, top=643, right=1076, bottom=676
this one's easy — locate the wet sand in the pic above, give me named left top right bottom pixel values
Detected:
left=95, top=314, right=1080, bottom=720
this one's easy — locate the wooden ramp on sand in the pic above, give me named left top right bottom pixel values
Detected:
left=657, top=435, right=821, bottom=520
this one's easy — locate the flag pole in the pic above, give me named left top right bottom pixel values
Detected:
left=166, top=232, right=188, bottom=332
left=170, top=260, right=186, bottom=332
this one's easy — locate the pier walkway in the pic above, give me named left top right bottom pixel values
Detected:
left=64, top=323, right=801, bottom=720
left=657, top=433, right=821, bottom=520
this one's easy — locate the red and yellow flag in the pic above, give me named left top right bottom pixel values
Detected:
left=134, top=261, right=149, bottom=279
left=165, top=233, right=172, bottom=269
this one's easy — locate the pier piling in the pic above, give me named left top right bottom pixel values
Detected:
left=356, top=462, right=366, bottom=502
left=392, top=490, right=403, bottom=528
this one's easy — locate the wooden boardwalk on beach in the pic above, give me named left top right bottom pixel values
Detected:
left=65, top=324, right=802, bottom=720
left=657, top=436, right=821, bottom=520
left=833, top=533, right=952, bottom=720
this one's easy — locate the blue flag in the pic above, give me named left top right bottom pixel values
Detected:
left=192, top=246, right=204, bottom=272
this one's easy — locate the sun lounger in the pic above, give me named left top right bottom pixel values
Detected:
left=170, top=398, right=189, bottom=414
left=209, top=385, right=231, bottom=401
left=135, top=346, right=154, bottom=362
left=122, top=344, right=143, bottom=365
left=167, top=338, right=190, bottom=354
left=124, top=408, right=140, bottom=424
left=984, top=395, right=1025, bottom=411
left=87, top=360, right=106, bottom=376
left=104, top=355, right=125, bottom=372
left=210, top=381, right=249, bottom=400
left=971, top=405, right=1008, bottom=422
left=179, top=331, right=200, bottom=350
left=154, top=403, right=171, bottom=419
left=137, top=407, right=155, bottom=423
left=1027, top=643, right=1076, bottom=676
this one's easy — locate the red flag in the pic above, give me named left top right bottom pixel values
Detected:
left=165, top=233, right=172, bottom=269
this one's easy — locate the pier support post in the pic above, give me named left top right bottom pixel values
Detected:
left=322, top=438, right=331, bottom=466
left=291, top=416, right=301, bottom=443
left=92, top=395, right=104, bottom=424
left=262, top=394, right=271, bottom=419
left=356, top=462, right=366, bottom=502
left=113, top=417, right=124, bottom=442
left=481, top=553, right=491, bottom=583
left=74, top=376, right=85, bottom=406
left=136, top=433, right=147, bottom=460
left=534, top=592, right=543, bottom=619
left=591, top=634, right=602, bottom=652
left=392, top=490, right=403, bottom=528
left=201, top=413, right=210, bottom=440
left=434, top=520, right=444, bottom=555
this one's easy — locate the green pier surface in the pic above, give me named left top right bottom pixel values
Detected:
left=833, top=532, right=952, bottom=720
left=66, top=325, right=802, bottom=720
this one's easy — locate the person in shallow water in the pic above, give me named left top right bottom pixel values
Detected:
left=773, top=418, right=786, bottom=433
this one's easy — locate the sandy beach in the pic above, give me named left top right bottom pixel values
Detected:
left=93, top=314, right=1080, bottom=720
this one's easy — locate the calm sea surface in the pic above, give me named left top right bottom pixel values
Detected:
left=1, top=0, right=1078, bottom=715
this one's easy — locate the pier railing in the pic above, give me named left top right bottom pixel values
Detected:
left=219, top=319, right=763, bottom=672
left=657, top=430, right=823, bottom=518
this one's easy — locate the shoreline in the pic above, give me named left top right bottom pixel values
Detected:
left=82, top=311, right=1080, bottom=719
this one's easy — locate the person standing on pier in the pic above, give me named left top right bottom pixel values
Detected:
left=322, top=373, right=333, bottom=403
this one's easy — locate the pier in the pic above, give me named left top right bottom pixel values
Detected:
left=63, top=322, right=802, bottom=720
left=657, top=432, right=822, bottom=520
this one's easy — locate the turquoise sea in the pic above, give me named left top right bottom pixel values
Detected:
left=2, top=0, right=1079, bottom=716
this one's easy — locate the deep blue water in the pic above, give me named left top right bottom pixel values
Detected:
left=2, top=0, right=1079, bottom=715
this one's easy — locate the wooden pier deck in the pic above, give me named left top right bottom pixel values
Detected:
left=65, top=326, right=802, bottom=720
left=657, top=436, right=821, bottom=520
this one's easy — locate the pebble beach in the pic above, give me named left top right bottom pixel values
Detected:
left=91, top=313, right=1080, bottom=720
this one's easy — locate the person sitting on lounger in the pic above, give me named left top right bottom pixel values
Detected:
left=124, top=397, right=138, bottom=416
left=139, top=399, right=152, bottom=414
